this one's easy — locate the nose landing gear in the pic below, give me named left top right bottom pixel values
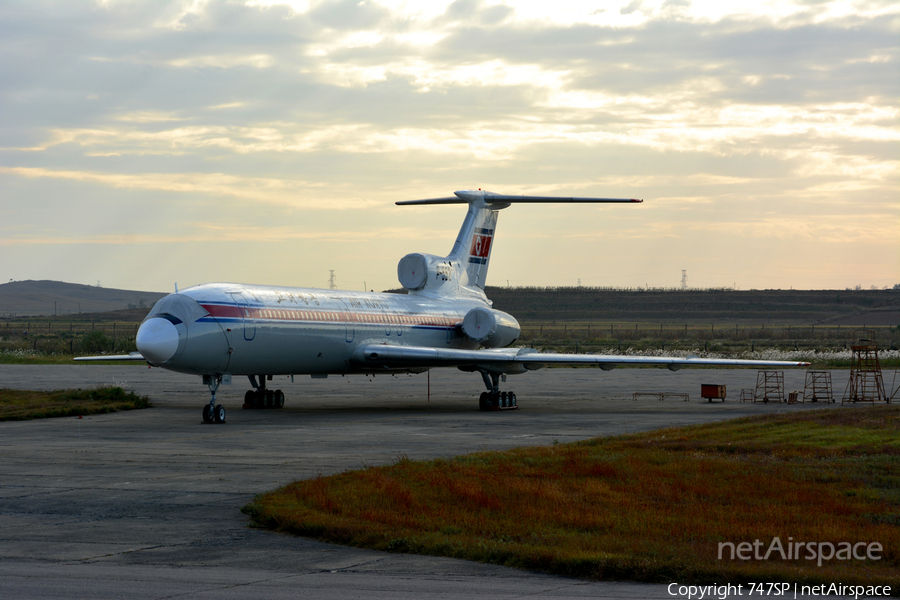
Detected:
left=202, top=374, right=226, bottom=424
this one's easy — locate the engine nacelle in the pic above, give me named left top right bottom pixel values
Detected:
left=461, top=307, right=520, bottom=348
left=398, top=253, right=453, bottom=291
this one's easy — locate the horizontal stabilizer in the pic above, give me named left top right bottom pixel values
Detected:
left=398, top=190, right=641, bottom=205
left=397, top=196, right=464, bottom=205
left=478, top=194, right=642, bottom=204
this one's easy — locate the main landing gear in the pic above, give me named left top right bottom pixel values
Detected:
left=202, top=374, right=227, bottom=424
left=477, top=370, right=518, bottom=411
left=242, top=375, right=285, bottom=410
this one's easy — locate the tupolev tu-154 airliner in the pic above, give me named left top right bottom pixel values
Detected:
left=78, top=190, right=808, bottom=423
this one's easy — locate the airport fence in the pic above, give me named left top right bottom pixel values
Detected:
left=519, top=322, right=899, bottom=367
left=0, top=320, right=139, bottom=357
left=1, top=318, right=898, bottom=367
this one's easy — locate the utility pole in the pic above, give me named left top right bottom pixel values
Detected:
left=681, top=270, right=688, bottom=290
left=328, top=270, right=337, bottom=290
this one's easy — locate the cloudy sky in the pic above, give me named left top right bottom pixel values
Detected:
left=2, top=0, right=898, bottom=294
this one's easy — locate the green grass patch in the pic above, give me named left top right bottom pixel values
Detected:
left=0, top=386, right=151, bottom=421
left=0, top=350, right=149, bottom=365
left=0, top=352, right=84, bottom=365
left=244, top=406, right=899, bottom=587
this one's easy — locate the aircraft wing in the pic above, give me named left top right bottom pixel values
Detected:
left=74, top=352, right=146, bottom=362
left=355, top=344, right=810, bottom=370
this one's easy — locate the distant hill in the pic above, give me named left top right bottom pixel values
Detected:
left=0, top=280, right=166, bottom=317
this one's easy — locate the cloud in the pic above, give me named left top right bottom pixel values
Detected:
left=0, top=0, right=897, bottom=291
left=0, top=166, right=374, bottom=209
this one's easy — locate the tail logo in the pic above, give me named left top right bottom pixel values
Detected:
left=469, top=230, right=493, bottom=264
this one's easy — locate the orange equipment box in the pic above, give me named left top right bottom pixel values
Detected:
left=701, top=384, right=726, bottom=402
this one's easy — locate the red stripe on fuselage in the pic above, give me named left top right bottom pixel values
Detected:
left=200, top=303, right=459, bottom=329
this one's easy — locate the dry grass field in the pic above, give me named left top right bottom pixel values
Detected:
left=243, top=405, right=899, bottom=587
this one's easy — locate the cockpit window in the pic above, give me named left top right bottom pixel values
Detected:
left=144, top=294, right=209, bottom=325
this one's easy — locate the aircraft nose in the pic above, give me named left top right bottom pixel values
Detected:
left=136, top=318, right=180, bottom=364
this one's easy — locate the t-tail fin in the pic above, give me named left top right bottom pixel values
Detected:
left=396, top=190, right=642, bottom=300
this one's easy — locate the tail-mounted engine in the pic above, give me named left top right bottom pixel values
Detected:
left=398, top=253, right=455, bottom=292
left=461, top=307, right=520, bottom=348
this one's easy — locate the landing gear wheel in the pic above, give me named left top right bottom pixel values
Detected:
left=203, top=374, right=224, bottom=423
left=243, top=387, right=285, bottom=409
left=479, top=390, right=518, bottom=411
left=476, top=369, right=519, bottom=411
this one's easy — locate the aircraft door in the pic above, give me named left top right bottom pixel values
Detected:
left=338, top=300, right=355, bottom=343
left=230, top=293, right=256, bottom=341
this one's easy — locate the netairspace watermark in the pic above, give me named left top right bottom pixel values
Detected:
left=671, top=537, right=894, bottom=599
left=667, top=582, right=892, bottom=600
left=718, top=537, right=882, bottom=567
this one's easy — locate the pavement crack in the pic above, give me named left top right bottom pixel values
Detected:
left=155, top=572, right=316, bottom=599
left=320, top=556, right=388, bottom=572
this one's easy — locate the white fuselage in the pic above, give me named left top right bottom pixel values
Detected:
left=139, top=283, right=491, bottom=377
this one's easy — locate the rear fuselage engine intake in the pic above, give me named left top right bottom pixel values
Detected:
left=461, top=307, right=520, bottom=348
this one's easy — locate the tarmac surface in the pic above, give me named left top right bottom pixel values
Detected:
left=0, top=364, right=864, bottom=599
